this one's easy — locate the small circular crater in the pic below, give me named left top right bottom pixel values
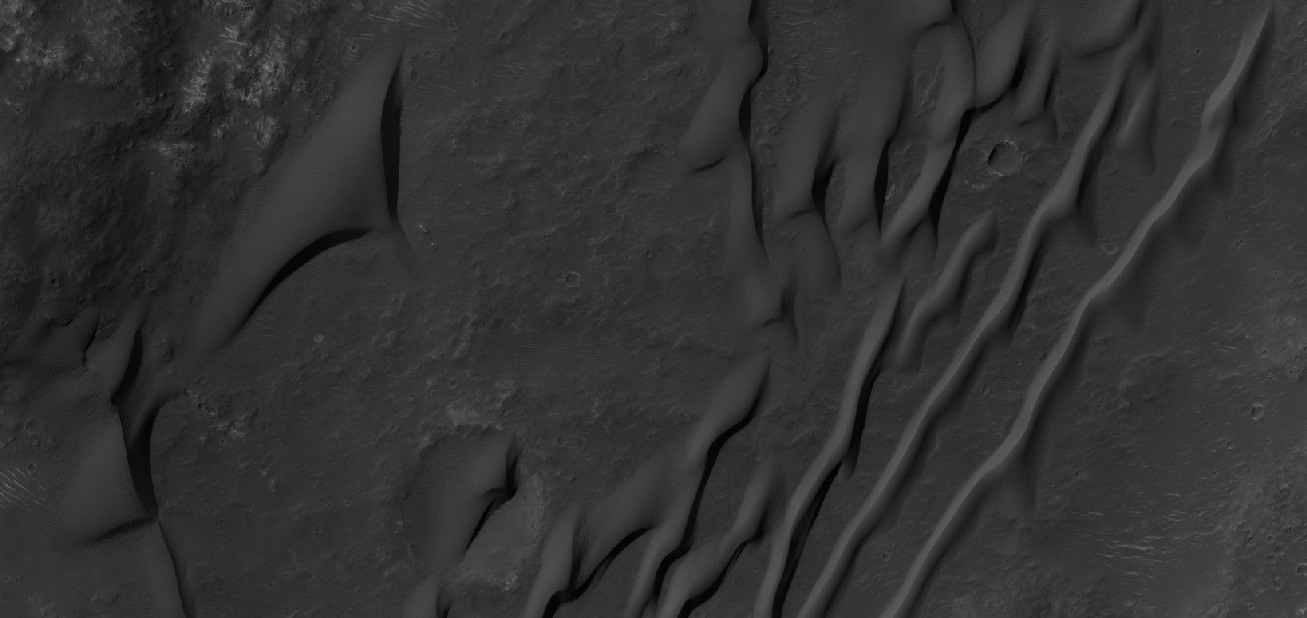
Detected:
left=26, top=463, right=35, bottom=472
left=986, top=140, right=1024, bottom=176
left=1250, top=404, right=1265, bottom=420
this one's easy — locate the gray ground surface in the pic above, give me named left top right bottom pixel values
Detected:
left=1, top=0, right=1305, bottom=616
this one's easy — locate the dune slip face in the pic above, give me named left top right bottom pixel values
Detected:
left=0, top=0, right=1285, bottom=616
